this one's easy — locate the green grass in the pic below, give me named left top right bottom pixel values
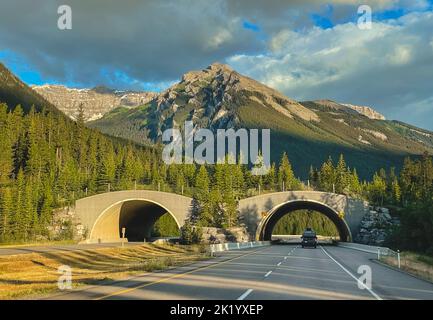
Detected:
left=383, top=251, right=433, bottom=283
left=417, top=254, right=433, bottom=266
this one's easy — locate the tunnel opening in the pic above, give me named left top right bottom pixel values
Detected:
left=90, top=199, right=181, bottom=243
left=272, top=209, right=339, bottom=242
left=258, top=200, right=351, bottom=242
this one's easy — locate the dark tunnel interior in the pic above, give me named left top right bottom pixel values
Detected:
left=118, top=200, right=177, bottom=241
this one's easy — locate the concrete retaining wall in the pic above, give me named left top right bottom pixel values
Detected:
left=210, top=241, right=271, bottom=253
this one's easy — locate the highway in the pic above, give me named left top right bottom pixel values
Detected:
left=46, top=244, right=433, bottom=300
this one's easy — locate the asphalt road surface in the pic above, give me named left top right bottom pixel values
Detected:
left=45, top=244, right=433, bottom=300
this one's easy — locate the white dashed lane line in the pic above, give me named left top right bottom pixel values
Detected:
left=264, top=271, right=272, bottom=277
left=237, top=289, right=253, bottom=300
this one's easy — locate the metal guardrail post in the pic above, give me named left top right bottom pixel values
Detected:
left=397, top=250, right=401, bottom=269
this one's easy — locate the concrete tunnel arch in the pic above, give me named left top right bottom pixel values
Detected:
left=256, top=199, right=352, bottom=242
left=90, top=198, right=181, bottom=242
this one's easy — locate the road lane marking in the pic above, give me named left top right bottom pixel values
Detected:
left=277, top=262, right=282, bottom=266
left=93, top=246, right=269, bottom=300
left=284, top=256, right=287, bottom=260
left=264, top=271, right=272, bottom=277
left=237, top=289, right=253, bottom=300
left=320, top=246, right=382, bottom=300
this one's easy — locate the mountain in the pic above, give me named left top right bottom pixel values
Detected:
left=32, top=84, right=157, bottom=121
left=89, top=63, right=433, bottom=178
left=0, top=63, right=61, bottom=114
left=341, top=103, right=386, bottom=120
left=307, top=99, right=386, bottom=120
left=0, top=62, right=162, bottom=244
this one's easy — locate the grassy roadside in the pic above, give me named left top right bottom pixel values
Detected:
left=0, top=240, right=78, bottom=248
left=382, top=251, right=433, bottom=283
left=0, top=243, right=209, bottom=299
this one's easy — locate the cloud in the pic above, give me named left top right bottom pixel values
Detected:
left=228, top=11, right=433, bottom=130
left=0, top=0, right=425, bottom=86
left=0, top=0, right=432, bottom=128
left=0, top=0, right=263, bottom=87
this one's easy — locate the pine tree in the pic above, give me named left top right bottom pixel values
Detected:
left=392, top=177, right=401, bottom=204
left=13, top=169, right=26, bottom=240
left=308, top=165, right=319, bottom=189
left=278, top=152, right=298, bottom=191
left=319, top=157, right=335, bottom=192
left=0, top=187, right=13, bottom=241
left=22, top=181, right=35, bottom=241
left=368, top=172, right=387, bottom=206
left=335, top=154, right=349, bottom=194
left=193, top=165, right=211, bottom=225
left=264, top=163, right=277, bottom=191
left=0, top=104, right=13, bottom=184
left=349, top=168, right=362, bottom=196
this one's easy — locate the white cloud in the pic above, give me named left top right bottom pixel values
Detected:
left=206, top=29, right=233, bottom=50
left=227, top=11, right=433, bottom=129
left=388, top=45, right=412, bottom=65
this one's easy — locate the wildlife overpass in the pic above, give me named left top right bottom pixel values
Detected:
left=75, top=190, right=368, bottom=243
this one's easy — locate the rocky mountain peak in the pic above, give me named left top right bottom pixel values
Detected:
left=153, top=62, right=320, bottom=133
left=206, top=62, right=234, bottom=72
left=181, top=62, right=237, bottom=84
left=32, top=84, right=157, bottom=122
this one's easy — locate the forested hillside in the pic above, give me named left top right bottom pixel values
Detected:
left=0, top=63, right=60, bottom=115
left=90, top=63, right=433, bottom=179
left=0, top=103, right=160, bottom=242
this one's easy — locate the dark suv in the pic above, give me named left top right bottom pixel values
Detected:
left=301, top=228, right=318, bottom=248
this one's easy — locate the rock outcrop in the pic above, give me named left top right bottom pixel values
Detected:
left=32, top=84, right=157, bottom=121
left=41, top=206, right=86, bottom=241
left=148, top=62, right=319, bottom=136
left=355, top=207, right=400, bottom=246
left=201, top=226, right=250, bottom=244
left=342, top=103, right=386, bottom=120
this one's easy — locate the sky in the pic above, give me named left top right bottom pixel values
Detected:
left=0, top=0, right=432, bottom=130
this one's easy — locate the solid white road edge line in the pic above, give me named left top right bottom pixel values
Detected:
left=320, top=246, right=382, bottom=300
left=264, top=271, right=272, bottom=277
left=237, top=289, right=253, bottom=300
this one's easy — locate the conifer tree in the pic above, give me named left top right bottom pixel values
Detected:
left=0, top=187, right=13, bottom=241
left=278, top=152, right=298, bottom=191
left=335, top=154, right=349, bottom=194
left=319, top=157, right=335, bottom=192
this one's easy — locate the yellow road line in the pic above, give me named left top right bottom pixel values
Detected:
left=94, top=246, right=269, bottom=300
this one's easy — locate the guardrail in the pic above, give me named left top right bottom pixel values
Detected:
left=210, top=241, right=271, bottom=255
left=337, top=242, right=401, bottom=268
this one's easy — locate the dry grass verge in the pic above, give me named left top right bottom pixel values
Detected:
left=0, top=243, right=209, bottom=299
left=383, top=251, right=433, bottom=283
left=0, top=240, right=77, bottom=248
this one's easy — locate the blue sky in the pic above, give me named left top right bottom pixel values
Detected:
left=1, top=0, right=433, bottom=129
